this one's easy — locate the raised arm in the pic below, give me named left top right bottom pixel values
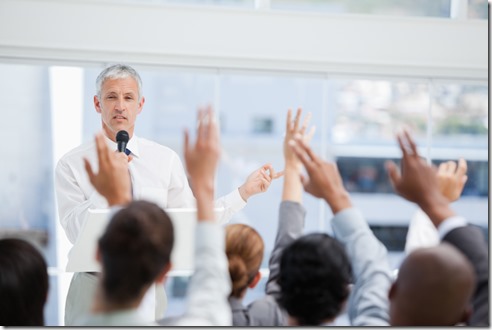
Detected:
left=290, top=134, right=392, bottom=326
left=177, top=106, right=232, bottom=326
left=386, top=131, right=488, bottom=326
left=266, top=108, right=314, bottom=297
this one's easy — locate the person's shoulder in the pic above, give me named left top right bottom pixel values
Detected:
left=57, top=139, right=95, bottom=166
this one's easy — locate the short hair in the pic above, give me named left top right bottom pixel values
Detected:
left=0, top=238, right=49, bottom=326
left=98, top=201, right=174, bottom=303
left=278, top=233, right=352, bottom=326
left=225, top=224, right=264, bottom=298
left=96, top=64, right=143, bottom=100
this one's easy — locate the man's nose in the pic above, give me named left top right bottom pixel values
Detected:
left=115, top=97, right=125, bottom=111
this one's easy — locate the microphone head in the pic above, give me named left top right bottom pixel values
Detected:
left=116, top=130, right=129, bottom=143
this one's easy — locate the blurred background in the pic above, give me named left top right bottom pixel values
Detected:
left=0, top=0, right=487, bottom=325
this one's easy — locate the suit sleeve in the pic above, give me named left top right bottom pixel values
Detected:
left=331, top=207, right=392, bottom=326
left=442, top=226, right=489, bottom=326
left=265, top=201, right=305, bottom=298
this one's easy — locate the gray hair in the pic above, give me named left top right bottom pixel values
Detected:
left=96, top=64, right=143, bottom=100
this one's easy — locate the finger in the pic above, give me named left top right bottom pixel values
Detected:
left=299, top=111, right=311, bottom=135
left=183, top=128, right=190, bottom=157
left=456, top=158, right=468, bottom=177
left=385, top=160, right=401, bottom=189
left=304, top=126, right=316, bottom=144
left=403, top=129, right=419, bottom=157
left=95, top=133, right=110, bottom=167
left=294, top=134, right=320, bottom=164
left=273, top=170, right=284, bottom=179
left=293, top=108, right=302, bottom=131
left=289, top=139, right=313, bottom=170
left=438, top=161, right=448, bottom=174
left=445, top=161, right=456, bottom=174
left=197, top=107, right=206, bottom=140
left=127, top=155, right=134, bottom=163
left=461, top=175, right=468, bottom=186
left=83, top=158, right=95, bottom=184
left=260, top=169, right=272, bottom=182
left=286, top=108, right=292, bottom=132
left=396, top=133, right=408, bottom=158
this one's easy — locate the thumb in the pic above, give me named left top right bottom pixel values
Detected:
left=385, top=161, right=401, bottom=189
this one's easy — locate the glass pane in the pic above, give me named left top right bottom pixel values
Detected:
left=432, top=83, right=488, bottom=148
left=272, top=0, right=451, bottom=18
left=330, top=79, right=429, bottom=145
left=337, top=157, right=399, bottom=194
left=0, top=63, right=58, bottom=325
left=468, top=0, right=488, bottom=19
left=218, top=72, right=325, bottom=268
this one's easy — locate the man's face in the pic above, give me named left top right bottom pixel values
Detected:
left=94, top=77, right=145, bottom=141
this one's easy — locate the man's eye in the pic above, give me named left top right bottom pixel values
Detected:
left=107, top=96, right=116, bottom=99
left=125, top=96, right=134, bottom=100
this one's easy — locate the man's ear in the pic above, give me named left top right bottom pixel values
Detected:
left=94, top=95, right=102, bottom=114
left=248, top=271, right=261, bottom=289
left=459, top=305, right=472, bottom=325
left=96, top=246, right=102, bottom=263
left=156, top=262, right=172, bottom=284
left=137, top=96, right=145, bottom=115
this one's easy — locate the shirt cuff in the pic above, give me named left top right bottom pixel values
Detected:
left=437, top=215, right=468, bottom=240
left=226, top=188, right=248, bottom=209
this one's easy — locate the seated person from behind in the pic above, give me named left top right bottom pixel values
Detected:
left=0, top=238, right=49, bottom=326
left=77, top=107, right=233, bottom=326
left=289, top=129, right=486, bottom=326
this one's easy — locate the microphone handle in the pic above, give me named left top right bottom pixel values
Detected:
left=117, top=141, right=127, bottom=153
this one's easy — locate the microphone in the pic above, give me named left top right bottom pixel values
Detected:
left=116, top=130, right=129, bottom=153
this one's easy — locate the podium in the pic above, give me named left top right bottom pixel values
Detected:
left=66, top=208, right=219, bottom=273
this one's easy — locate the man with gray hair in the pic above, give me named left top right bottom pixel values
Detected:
left=55, top=64, right=281, bottom=325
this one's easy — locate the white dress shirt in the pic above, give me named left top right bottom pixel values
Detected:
left=55, top=134, right=246, bottom=244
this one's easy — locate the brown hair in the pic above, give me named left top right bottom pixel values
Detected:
left=225, top=224, right=264, bottom=298
left=98, top=200, right=174, bottom=304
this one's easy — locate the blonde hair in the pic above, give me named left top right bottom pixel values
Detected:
left=225, top=224, right=264, bottom=298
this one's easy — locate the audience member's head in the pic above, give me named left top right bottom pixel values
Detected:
left=225, top=224, right=264, bottom=299
left=97, top=200, right=174, bottom=307
left=0, top=238, right=49, bottom=326
left=278, top=233, right=352, bottom=326
left=389, top=243, right=475, bottom=326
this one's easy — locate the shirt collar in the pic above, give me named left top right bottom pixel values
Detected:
left=103, top=133, right=140, bottom=158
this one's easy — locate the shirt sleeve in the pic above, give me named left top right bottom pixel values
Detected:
left=178, top=221, right=232, bottom=326
left=331, top=207, right=392, bottom=326
left=437, top=215, right=468, bottom=239
left=55, top=158, right=108, bottom=244
left=214, top=188, right=247, bottom=224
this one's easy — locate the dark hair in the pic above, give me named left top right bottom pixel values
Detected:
left=225, top=224, right=264, bottom=298
left=0, top=238, right=49, bottom=326
left=98, top=200, right=174, bottom=303
left=278, top=233, right=352, bottom=326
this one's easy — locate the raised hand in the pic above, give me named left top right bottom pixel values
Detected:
left=437, top=158, right=468, bottom=202
left=385, top=130, right=454, bottom=226
left=84, top=133, right=132, bottom=206
left=284, top=108, right=316, bottom=170
left=289, top=135, right=351, bottom=214
left=238, top=163, right=283, bottom=202
left=184, top=106, right=220, bottom=221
